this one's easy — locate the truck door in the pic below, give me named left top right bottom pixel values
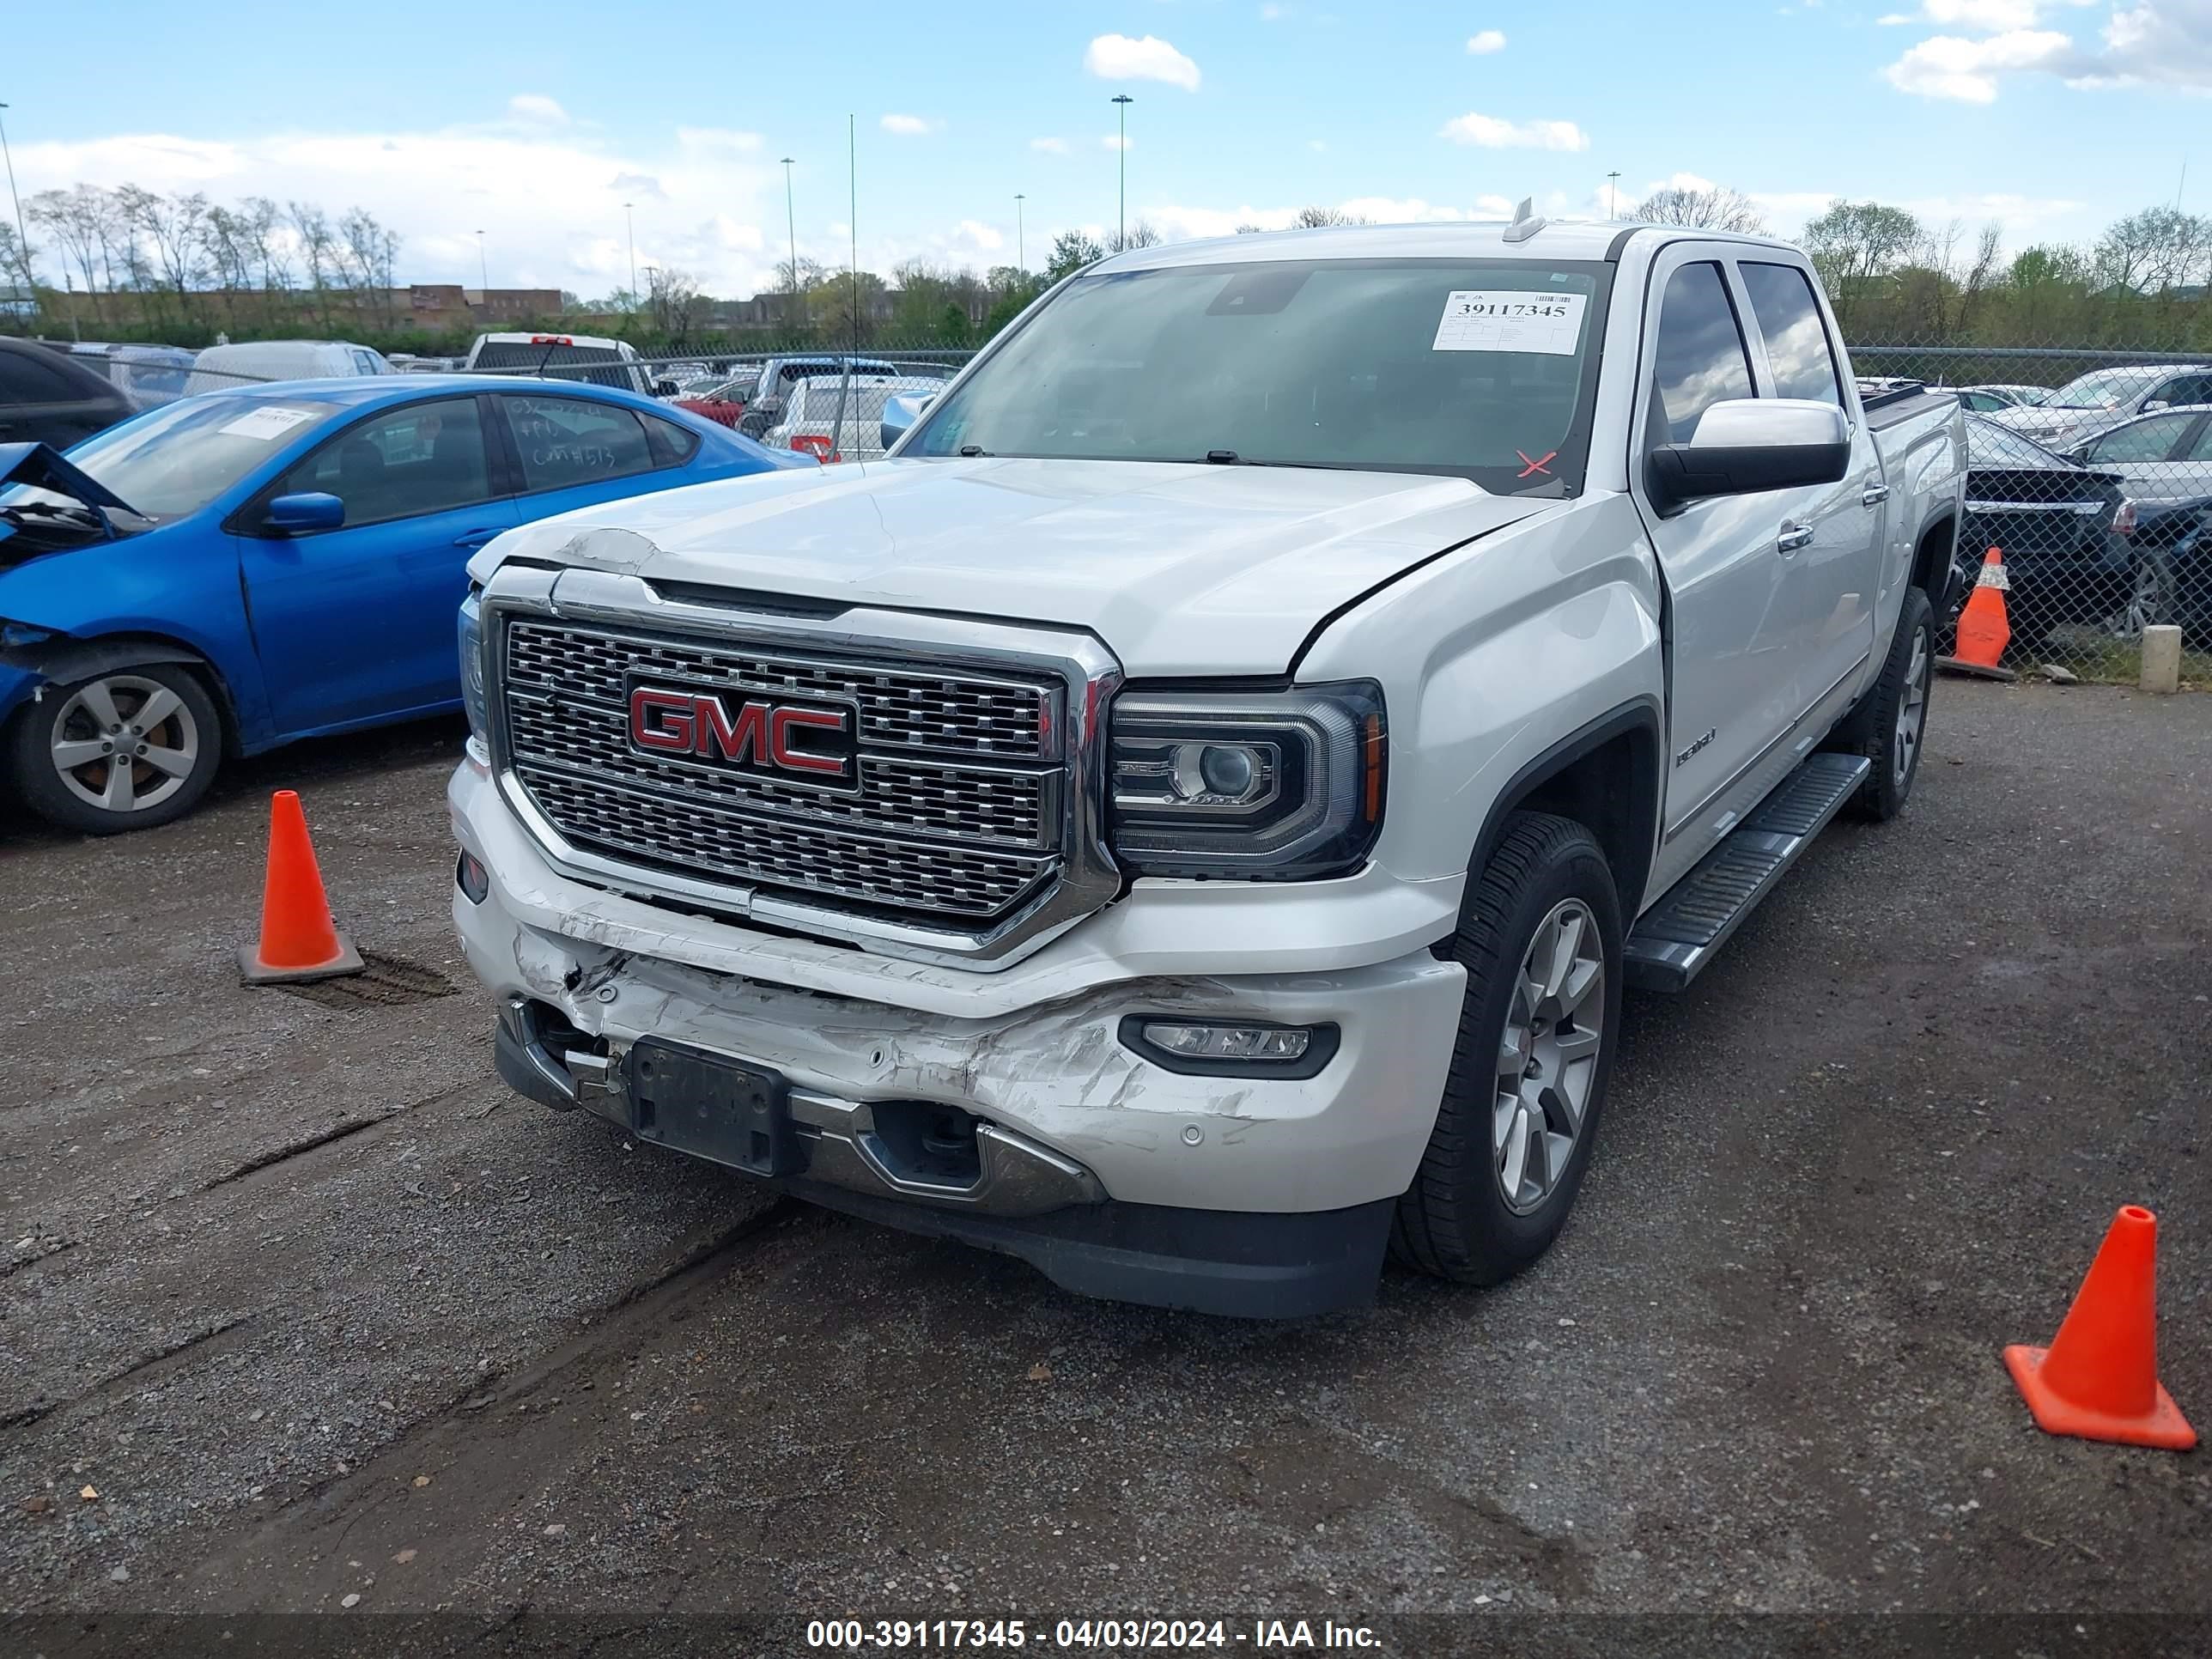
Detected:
left=1632, top=252, right=1802, bottom=852
left=1732, top=258, right=1879, bottom=725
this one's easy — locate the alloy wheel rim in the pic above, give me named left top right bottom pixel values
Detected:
left=1494, top=896, right=1605, bottom=1215
left=1894, top=628, right=1929, bottom=789
left=50, top=675, right=200, bottom=814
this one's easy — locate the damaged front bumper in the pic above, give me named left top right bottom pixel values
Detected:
left=450, top=760, right=1466, bottom=1316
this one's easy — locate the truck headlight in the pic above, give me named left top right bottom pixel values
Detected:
left=1107, top=683, right=1386, bottom=879
left=458, top=587, right=489, bottom=756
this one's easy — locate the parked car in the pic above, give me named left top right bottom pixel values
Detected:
left=0, top=377, right=814, bottom=833
left=0, top=338, right=137, bottom=449
left=1954, top=415, right=2136, bottom=646
left=1994, top=362, right=2212, bottom=447
left=2057, top=403, right=2212, bottom=507
left=673, top=369, right=759, bottom=429
left=763, top=374, right=945, bottom=462
left=185, top=340, right=393, bottom=397
left=453, top=220, right=1966, bottom=1316
left=735, top=356, right=907, bottom=439
left=1950, top=383, right=2046, bottom=413
left=2136, top=498, right=2212, bottom=643
left=69, top=343, right=199, bottom=410
left=462, top=332, right=671, bottom=397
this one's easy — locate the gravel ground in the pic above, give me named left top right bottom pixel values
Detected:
left=2, top=682, right=2208, bottom=1655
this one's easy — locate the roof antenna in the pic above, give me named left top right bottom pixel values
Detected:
left=1503, top=196, right=1547, bottom=243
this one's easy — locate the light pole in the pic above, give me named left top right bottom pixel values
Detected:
left=0, top=102, right=33, bottom=320
left=1016, top=192, right=1025, bottom=274
left=1111, top=94, right=1133, bottom=251
left=623, top=201, right=636, bottom=301
left=781, top=155, right=798, bottom=312
left=1606, top=171, right=1620, bottom=220
left=475, top=228, right=488, bottom=293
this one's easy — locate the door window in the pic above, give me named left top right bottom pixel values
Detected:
left=1738, top=263, right=1843, bottom=406
left=2152, top=373, right=2212, bottom=408
left=275, top=397, right=495, bottom=528
left=0, top=349, right=83, bottom=404
left=497, top=394, right=655, bottom=491
left=1650, top=263, right=1755, bottom=446
left=2183, top=419, right=2212, bottom=462
left=2084, top=414, right=2191, bottom=464
left=643, top=414, right=702, bottom=466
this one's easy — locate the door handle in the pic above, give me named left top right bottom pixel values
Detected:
left=1777, top=522, right=1814, bottom=556
left=453, top=528, right=502, bottom=550
left=1861, top=483, right=1890, bottom=507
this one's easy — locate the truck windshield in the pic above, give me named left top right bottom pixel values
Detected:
left=908, top=256, right=1611, bottom=495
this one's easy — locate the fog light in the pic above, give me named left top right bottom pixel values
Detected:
left=1119, top=1017, right=1339, bottom=1078
left=456, top=849, right=489, bottom=904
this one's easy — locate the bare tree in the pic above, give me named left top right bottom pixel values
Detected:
left=1799, top=199, right=1921, bottom=328
left=126, top=189, right=211, bottom=321
left=108, top=185, right=164, bottom=311
left=646, top=265, right=703, bottom=343
left=241, top=196, right=291, bottom=319
left=25, top=186, right=112, bottom=321
left=1632, top=184, right=1768, bottom=235
left=0, top=222, right=36, bottom=303
left=2094, top=206, right=2212, bottom=295
left=1108, top=219, right=1162, bottom=252
left=337, top=208, right=402, bottom=325
left=1293, top=205, right=1369, bottom=228
left=288, top=201, right=337, bottom=330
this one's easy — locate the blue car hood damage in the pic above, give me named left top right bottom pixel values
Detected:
left=0, top=441, right=141, bottom=520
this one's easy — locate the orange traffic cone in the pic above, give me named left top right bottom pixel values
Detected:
left=2003, top=1206, right=2196, bottom=1451
left=239, top=790, right=363, bottom=985
left=1953, top=547, right=2011, bottom=669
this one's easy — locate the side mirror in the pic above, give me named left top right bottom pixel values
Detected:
left=266, top=491, right=345, bottom=533
left=653, top=379, right=679, bottom=398
left=2142, top=398, right=2171, bottom=412
left=878, top=390, right=938, bottom=452
left=1646, top=398, right=1850, bottom=514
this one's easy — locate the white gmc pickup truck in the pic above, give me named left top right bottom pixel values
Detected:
left=450, top=217, right=1964, bottom=1317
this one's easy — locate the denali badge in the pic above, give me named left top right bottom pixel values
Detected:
left=625, top=678, right=858, bottom=787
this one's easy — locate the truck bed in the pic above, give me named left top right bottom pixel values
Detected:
left=1856, top=379, right=1958, bottom=432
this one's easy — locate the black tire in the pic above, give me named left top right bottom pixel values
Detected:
left=9, top=661, right=223, bottom=835
left=1830, top=587, right=1934, bottom=823
left=1390, top=811, right=1625, bottom=1286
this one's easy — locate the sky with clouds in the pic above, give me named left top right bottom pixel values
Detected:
left=7, top=0, right=2205, bottom=299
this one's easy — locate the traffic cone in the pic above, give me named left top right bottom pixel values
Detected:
left=238, top=790, right=363, bottom=985
left=2003, top=1206, right=2196, bottom=1451
left=1953, top=547, right=2011, bottom=669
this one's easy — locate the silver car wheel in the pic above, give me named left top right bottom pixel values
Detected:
left=48, top=673, right=202, bottom=815
left=1495, top=896, right=1605, bottom=1216
left=1894, top=626, right=1929, bottom=789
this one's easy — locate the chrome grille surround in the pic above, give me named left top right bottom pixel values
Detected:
left=480, top=563, right=1121, bottom=969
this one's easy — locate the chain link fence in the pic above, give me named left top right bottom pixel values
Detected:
left=1851, top=343, right=2212, bottom=684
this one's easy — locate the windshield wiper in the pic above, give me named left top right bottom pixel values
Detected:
left=957, top=444, right=990, bottom=457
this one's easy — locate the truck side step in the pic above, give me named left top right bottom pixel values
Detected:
left=1623, top=751, right=1870, bottom=993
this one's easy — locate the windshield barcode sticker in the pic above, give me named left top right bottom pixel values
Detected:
left=1433, top=290, right=1587, bottom=356
left=217, top=406, right=319, bottom=441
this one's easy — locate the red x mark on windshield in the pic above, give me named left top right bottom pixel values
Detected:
left=1516, top=449, right=1558, bottom=478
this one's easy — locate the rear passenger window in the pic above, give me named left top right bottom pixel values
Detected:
left=1739, top=263, right=1843, bottom=406
left=1650, top=263, right=1754, bottom=446
left=497, top=395, right=654, bottom=490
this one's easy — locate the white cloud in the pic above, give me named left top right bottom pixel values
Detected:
left=1924, top=0, right=2044, bottom=26
left=1260, top=2, right=1285, bottom=16
left=1882, top=27, right=2069, bottom=100
left=953, top=219, right=1004, bottom=252
left=1438, top=112, right=1590, bottom=150
left=1030, top=137, right=1068, bottom=154
left=1083, top=33, right=1202, bottom=91
left=879, top=113, right=937, bottom=137
left=1308, top=138, right=1329, bottom=151
left=1467, top=29, right=1507, bottom=52
left=507, top=94, right=567, bottom=124
left=1146, top=196, right=1516, bottom=241
left=1103, top=134, right=1134, bottom=151
left=2069, top=0, right=2212, bottom=90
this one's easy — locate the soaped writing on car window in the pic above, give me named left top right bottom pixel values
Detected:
left=506, top=398, right=648, bottom=478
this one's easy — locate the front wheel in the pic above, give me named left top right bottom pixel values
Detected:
left=9, top=663, right=223, bottom=835
left=1390, top=811, right=1624, bottom=1286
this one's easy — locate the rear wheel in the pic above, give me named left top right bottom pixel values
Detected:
left=2118, top=549, right=2176, bottom=641
left=1832, top=587, right=1934, bottom=823
left=9, top=664, right=222, bottom=835
left=1390, top=811, right=1624, bottom=1286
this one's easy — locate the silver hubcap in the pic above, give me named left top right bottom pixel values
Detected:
left=1495, top=896, right=1605, bottom=1215
left=49, top=675, right=200, bottom=814
left=1894, top=628, right=1929, bottom=789
left=2123, top=560, right=2170, bottom=640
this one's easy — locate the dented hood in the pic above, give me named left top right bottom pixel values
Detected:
left=472, top=456, right=1553, bottom=675
left=0, top=441, right=141, bottom=520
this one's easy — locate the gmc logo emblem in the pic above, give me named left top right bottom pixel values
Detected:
left=625, top=678, right=857, bottom=788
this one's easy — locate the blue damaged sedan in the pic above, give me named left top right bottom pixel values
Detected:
left=0, top=376, right=813, bottom=833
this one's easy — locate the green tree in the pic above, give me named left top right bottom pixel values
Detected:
left=1045, top=230, right=1103, bottom=282
left=1800, top=199, right=1920, bottom=330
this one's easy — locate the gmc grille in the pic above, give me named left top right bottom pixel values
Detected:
left=499, top=618, right=1066, bottom=925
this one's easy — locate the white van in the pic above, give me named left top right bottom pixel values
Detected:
left=461, top=332, right=659, bottom=395
left=184, top=339, right=392, bottom=395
